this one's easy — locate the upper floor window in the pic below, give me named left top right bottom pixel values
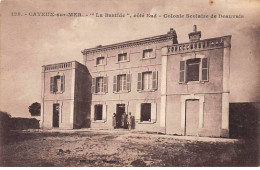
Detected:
left=142, top=49, right=154, bottom=59
left=118, top=74, right=127, bottom=91
left=50, top=75, right=65, bottom=93
left=118, top=53, right=128, bottom=62
left=96, top=57, right=105, bottom=65
left=137, top=71, right=158, bottom=91
left=187, top=58, right=200, bottom=82
left=96, top=77, right=104, bottom=93
left=179, top=57, right=208, bottom=83
left=91, top=76, right=108, bottom=94
left=142, top=72, right=152, bottom=90
left=113, top=74, right=131, bottom=93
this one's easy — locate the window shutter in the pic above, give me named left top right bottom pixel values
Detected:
left=201, top=58, right=208, bottom=81
left=152, top=71, right=158, bottom=90
left=91, top=104, right=95, bottom=121
left=113, top=75, right=117, bottom=92
left=102, top=104, right=107, bottom=121
left=91, top=78, right=96, bottom=94
left=104, top=77, right=108, bottom=93
left=135, top=103, right=141, bottom=122
left=61, top=75, right=65, bottom=92
left=151, top=103, right=157, bottom=123
left=179, top=61, right=186, bottom=83
left=50, top=77, right=54, bottom=93
left=137, top=73, right=142, bottom=91
left=126, top=74, right=131, bottom=92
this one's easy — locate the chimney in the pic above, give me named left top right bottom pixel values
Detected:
left=188, top=25, right=201, bottom=42
left=167, top=28, right=178, bottom=44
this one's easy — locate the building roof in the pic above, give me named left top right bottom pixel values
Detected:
left=81, top=28, right=178, bottom=55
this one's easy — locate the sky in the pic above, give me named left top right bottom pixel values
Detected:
left=0, top=0, right=259, bottom=117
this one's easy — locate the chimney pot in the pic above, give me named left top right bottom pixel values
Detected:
left=193, top=25, right=197, bottom=32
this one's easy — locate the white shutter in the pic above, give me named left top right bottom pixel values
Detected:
left=102, top=104, right=107, bottom=121
left=151, top=103, right=157, bottom=123
left=135, top=103, right=141, bottom=122
left=91, top=104, right=95, bottom=121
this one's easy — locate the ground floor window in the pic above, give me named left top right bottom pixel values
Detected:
left=94, top=104, right=103, bottom=120
left=141, top=103, right=151, bottom=122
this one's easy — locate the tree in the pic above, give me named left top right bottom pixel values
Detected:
left=28, top=102, right=41, bottom=116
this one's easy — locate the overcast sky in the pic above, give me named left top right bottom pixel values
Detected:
left=0, top=0, right=259, bottom=117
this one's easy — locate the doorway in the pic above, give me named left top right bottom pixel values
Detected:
left=116, top=104, right=125, bottom=128
left=185, top=99, right=199, bottom=136
left=53, top=103, right=60, bottom=128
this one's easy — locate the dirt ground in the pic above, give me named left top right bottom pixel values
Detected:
left=0, top=129, right=258, bottom=167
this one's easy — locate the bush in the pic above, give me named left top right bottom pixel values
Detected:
left=28, top=102, right=41, bottom=116
left=0, top=111, right=12, bottom=141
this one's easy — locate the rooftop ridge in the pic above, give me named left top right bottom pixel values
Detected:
left=82, top=30, right=177, bottom=55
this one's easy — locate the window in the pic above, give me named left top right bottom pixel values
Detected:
left=118, top=74, right=127, bottom=91
left=179, top=58, right=208, bottom=83
left=118, top=53, right=128, bottom=62
left=113, top=74, right=131, bottom=92
left=91, top=104, right=107, bottom=122
left=142, top=49, right=154, bottom=59
left=137, top=71, right=158, bottom=91
left=142, top=72, right=152, bottom=90
left=187, top=58, right=200, bottom=82
left=50, top=75, right=65, bottom=93
left=91, top=77, right=108, bottom=94
left=96, top=57, right=105, bottom=65
left=94, top=105, right=103, bottom=120
left=141, top=103, right=151, bottom=122
left=96, top=77, right=104, bottom=93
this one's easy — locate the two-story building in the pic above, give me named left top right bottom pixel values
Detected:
left=41, top=25, right=231, bottom=137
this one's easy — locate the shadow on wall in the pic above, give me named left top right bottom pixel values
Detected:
left=229, top=102, right=260, bottom=139
left=229, top=102, right=260, bottom=166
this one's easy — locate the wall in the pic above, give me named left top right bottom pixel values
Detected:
left=166, top=48, right=225, bottom=137
left=74, top=62, right=92, bottom=128
left=42, top=62, right=76, bottom=129
left=84, top=40, right=173, bottom=132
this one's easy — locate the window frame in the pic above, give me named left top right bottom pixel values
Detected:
left=91, top=76, right=108, bottom=94
left=140, top=103, right=152, bottom=122
left=94, top=104, right=103, bottom=121
left=179, top=57, right=209, bottom=84
left=96, top=56, right=106, bottom=66
left=117, top=53, right=129, bottom=63
left=50, top=74, right=65, bottom=94
left=142, top=48, right=155, bottom=60
left=113, top=74, right=131, bottom=93
left=137, top=71, right=158, bottom=92
left=117, top=74, right=127, bottom=92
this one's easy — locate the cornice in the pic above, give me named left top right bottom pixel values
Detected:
left=82, top=31, right=177, bottom=55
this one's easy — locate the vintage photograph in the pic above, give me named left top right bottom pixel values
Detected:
left=0, top=0, right=259, bottom=167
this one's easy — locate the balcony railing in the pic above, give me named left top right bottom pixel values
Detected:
left=44, top=62, right=72, bottom=71
left=167, top=37, right=228, bottom=54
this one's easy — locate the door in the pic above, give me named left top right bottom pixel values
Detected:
left=116, top=104, right=125, bottom=128
left=53, top=104, right=60, bottom=128
left=185, top=99, right=199, bottom=136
